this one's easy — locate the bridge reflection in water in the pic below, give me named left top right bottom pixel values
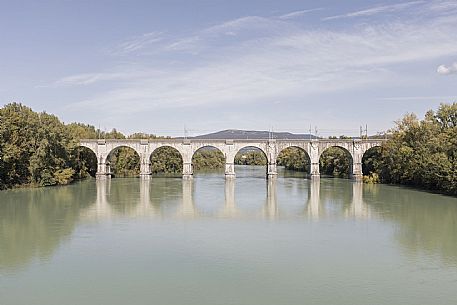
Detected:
left=84, top=178, right=371, bottom=221
left=2, top=176, right=456, bottom=274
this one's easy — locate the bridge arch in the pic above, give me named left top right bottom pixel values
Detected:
left=74, top=145, right=98, bottom=178
left=235, top=146, right=268, bottom=164
left=106, top=145, right=141, bottom=178
left=233, top=146, right=268, bottom=178
left=79, top=143, right=98, bottom=156
left=361, top=143, right=383, bottom=159
left=317, top=144, right=354, bottom=161
left=276, top=146, right=311, bottom=175
left=191, top=145, right=226, bottom=174
left=106, top=143, right=142, bottom=160
left=150, top=146, right=184, bottom=176
left=319, top=145, right=354, bottom=178
left=361, top=145, right=383, bottom=177
left=191, top=145, right=226, bottom=158
left=233, top=145, right=268, bottom=162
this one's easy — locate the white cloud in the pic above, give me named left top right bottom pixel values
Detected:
left=165, top=36, right=201, bottom=52
left=56, top=73, right=126, bottom=86
left=41, top=69, right=151, bottom=87
left=278, top=8, right=324, bottom=20
left=323, top=1, right=425, bottom=20
left=428, top=0, right=457, bottom=12
left=437, top=62, right=457, bottom=75
left=56, top=2, right=457, bottom=115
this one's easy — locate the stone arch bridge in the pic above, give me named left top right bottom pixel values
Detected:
left=80, top=138, right=384, bottom=180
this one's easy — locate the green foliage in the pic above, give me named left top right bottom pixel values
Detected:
left=107, top=147, right=140, bottom=177
left=128, top=133, right=169, bottom=139
left=363, top=172, right=380, bottom=184
left=319, top=147, right=351, bottom=178
left=329, top=135, right=352, bottom=139
left=362, top=146, right=383, bottom=177
left=151, top=146, right=183, bottom=174
left=2, top=102, right=456, bottom=196
left=235, top=150, right=267, bottom=166
left=192, top=149, right=225, bottom=170
left=54, top=168, right=76, bottom=185
left=276, top=147, right=309, bottom=172
left=0, top=103, right=97, bottom=188
left=368, top=103, right=457, bottom=195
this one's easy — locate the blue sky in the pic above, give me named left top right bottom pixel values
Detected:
left=1, top=0, right=457, bottom=137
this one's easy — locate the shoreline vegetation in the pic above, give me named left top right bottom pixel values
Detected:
left=0, top=102, right=456, bottom=196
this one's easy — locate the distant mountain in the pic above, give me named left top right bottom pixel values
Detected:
left=187, top=129, right=318, bottom=140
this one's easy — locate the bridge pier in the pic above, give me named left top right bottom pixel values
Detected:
left=96, top=155, right=111, bottom=180
left=225, top=162, right=236, bottom=179
left=267, top=163, right=277, bottom=179
left=183, top=162, right=193, bottom=180
left=140, top=155, right=152, bottom=180
left=310, top=162, right=320, bottom=179
left=351, top=162, right=363, bottom=181
left=309, top=141, right=320, bottom=180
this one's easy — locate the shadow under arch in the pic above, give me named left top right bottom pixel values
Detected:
left=191, top=145, right=226, bottom=175
left=276, top=146, right=311, bottom=178
left=319, top=145, right=354, bottom=178
left=74, top=145, right=98, bottom=178
left=150, top=145, right=183, bottom=177
left=106, top=146, right=141, bottom=178
left=234, top=146, right=268, bottom=178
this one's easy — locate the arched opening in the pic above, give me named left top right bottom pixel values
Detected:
left=150, top=146, right=183, bottom=177
left=192, top=146, right=225, bottom=175
left=276, top=146, right=311, bottom=178
left=234, top=146, right=267, bottom=178
left=319, top=146, right=353, bottom=178
left=106, top=146, right=140, bottom=178
left=73, top=146, right=97, bottom=179
left=362, top=146, right=383, bottom=183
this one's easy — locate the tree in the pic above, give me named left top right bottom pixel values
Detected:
left=276, top=147, right=308, bottom=171
left=319, top=147, right=351, bottom=178
left=368, top=103, right=457, bottom=195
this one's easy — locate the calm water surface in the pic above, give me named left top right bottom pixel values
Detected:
left=1, top=166, right=457, bottom=305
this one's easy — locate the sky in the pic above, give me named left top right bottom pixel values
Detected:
left=1, top=0, right=457, bottom=137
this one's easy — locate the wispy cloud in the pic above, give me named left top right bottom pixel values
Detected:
left=323, top=1, right=425, bottom=20
left=113, top=32, right=163, bottom=55
left=437, top=62, right=457, bottom=75
left=165, top=36, right=202, bottom=52
left=38, top=70, right=151, bottom=88
left=278, top=8, right=324, bottom=20
left=52, top=1, right=457, bottom=115
left=55, top=73, right=127, bottom=86
left=428, top=0, right=457, bottom=12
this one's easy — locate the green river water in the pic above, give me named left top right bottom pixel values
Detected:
left=1, top=166, right=456, bottom=305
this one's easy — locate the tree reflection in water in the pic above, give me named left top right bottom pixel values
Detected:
left=1, top=170, right=456, bottom=273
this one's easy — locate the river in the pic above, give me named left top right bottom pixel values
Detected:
left=1, top=166, right=456, bottom=305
